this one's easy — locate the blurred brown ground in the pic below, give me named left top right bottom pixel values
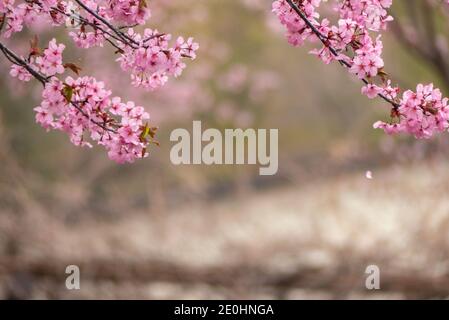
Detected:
left=2, top=154, right=449, bottom=299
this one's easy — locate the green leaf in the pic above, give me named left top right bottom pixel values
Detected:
left=62, top=85, right=73, bottom=103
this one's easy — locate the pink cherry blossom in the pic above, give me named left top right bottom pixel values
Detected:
left=35, top=39, right=65, bottom=76
left=10, top=64, right=32, bottom=81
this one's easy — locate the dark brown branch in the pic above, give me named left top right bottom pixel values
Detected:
left=0, top=42, right=47, bottom=85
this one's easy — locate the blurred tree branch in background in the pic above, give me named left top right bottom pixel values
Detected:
left=391, top=0, right=449, bottom=90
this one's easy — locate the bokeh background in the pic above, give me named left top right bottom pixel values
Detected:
left=1, top=0, right=449, bottom=299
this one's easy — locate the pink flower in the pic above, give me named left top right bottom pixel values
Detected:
left=10, top=64, right=31, bottom=82
left=362, top=84, right=382, bottom=99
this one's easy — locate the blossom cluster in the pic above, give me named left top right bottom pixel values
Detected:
left=36, top=38, right=65, bottom=76
left=118, top=30, right=199, bottom=90
left=1, top=0, right=198, bottom=163
left=273, top=0, right=449, bottom=139
left=35, top=76, right=155, bottom=163
left=374, top=84, right=449, bottom=139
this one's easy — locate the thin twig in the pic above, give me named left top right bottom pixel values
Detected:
left=0, top=13, right=6, bottom=33
left=51, top=6, right=125, bottom=44
left=73, top=0, right=138, bottom=47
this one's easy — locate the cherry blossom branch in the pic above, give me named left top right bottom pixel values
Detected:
left=0, top=0, right=195, bottom=163
left=285, top=0, right=399, bottom=109
left=0, top=41, right=116, bottom=133
left=275, top=0, right=449, bottom=139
